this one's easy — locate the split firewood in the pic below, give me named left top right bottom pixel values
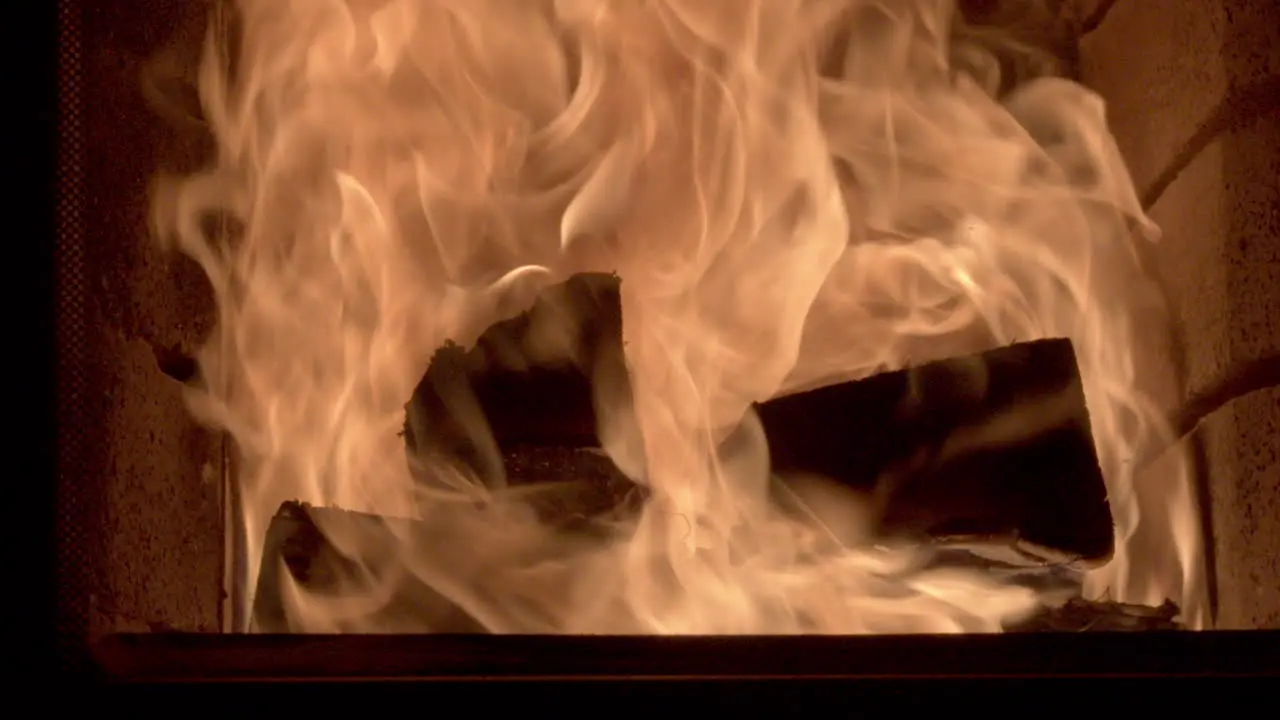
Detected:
left=251, top=501, right=1163, bottom=633
left=403, top=273, right=1113, bottom=565
left=252, top=272, right=1123, bottom=631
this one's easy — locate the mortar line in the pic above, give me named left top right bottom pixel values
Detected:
left=1140, top=76, right=1280, bottom=211
left=1078, top=0, right=1122, bottom=36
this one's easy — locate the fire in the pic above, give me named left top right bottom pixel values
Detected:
left=152, top=0, right=1206, bottom=632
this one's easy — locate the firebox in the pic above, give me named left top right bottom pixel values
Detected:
left=55, top=0, right=1280, bottom=681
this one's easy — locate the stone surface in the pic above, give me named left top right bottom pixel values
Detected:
left=90, top=333, right=223, bottom=635
left=1146, top=113, right=1280, bottom=400
left=1198, top=389, right=1280, bottom=629
left=1079, top=0, right=1280, bottom=199
left=78, top=0, right=224, bottom=637
left=1139, top=90, right=1280, bottom=629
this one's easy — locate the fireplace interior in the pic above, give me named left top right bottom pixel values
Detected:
left=56, top=0, right=1280, bottom=677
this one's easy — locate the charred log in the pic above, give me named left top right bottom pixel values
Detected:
left=252, top=273, right=1124, bottom=631
left=251, top=501, right=1172, bottom=634
left=1006, top=598, right=1183, bottom=633
left=403, top=273, right=1113, bottom=565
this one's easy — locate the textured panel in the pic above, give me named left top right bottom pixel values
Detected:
left=55, top=0, right=92, bottom=671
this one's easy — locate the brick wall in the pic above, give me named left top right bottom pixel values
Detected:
left=1078, top=0, right=1280, bottom=628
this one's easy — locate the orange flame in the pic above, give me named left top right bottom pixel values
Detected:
left=153, top=0, right=1205, bottom=633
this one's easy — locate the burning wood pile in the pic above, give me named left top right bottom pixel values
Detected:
left=250, top=274, right=1181, bottom=632
left=151, top=0, right=1204, bottom=634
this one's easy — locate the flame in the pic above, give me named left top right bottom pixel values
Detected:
left=153, top=0, right=1206, bottom=633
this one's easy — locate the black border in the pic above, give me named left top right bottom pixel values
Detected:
left=25, top=0, right=68, bottom=683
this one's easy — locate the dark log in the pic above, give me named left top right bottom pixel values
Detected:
left=249, top=501, right=1157, bottom=634
left=404, top=273, right=1112, bottom=564
left=250, top=501, right=487, bottom=634
left=253, top=273, right=1118, bottom=632
left=1006, top=598, right=1183, bottom=633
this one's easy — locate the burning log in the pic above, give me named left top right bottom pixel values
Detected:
left=1006, top=598, right=1183, bottom=633
left=252, top=501, right=491, bottom=634
left=248, top=273, right=1123, bottom=632
left=251, top=501, right=1175, bottom=633
left=403, top=273, right=1113, bottom=565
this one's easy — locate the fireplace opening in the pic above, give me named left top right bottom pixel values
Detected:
left=58, top=0, right=1280, bottom=680
left=172, top=0, right=1211, bottom=636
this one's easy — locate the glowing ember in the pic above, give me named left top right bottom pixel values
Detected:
left=152, top=0, right=1205, bottom=633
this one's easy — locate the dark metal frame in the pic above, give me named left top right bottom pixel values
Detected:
left=96, top=631, right=1279, bottom=681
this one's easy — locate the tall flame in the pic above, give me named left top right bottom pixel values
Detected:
left=153, top=0, right=1205, bottom=633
